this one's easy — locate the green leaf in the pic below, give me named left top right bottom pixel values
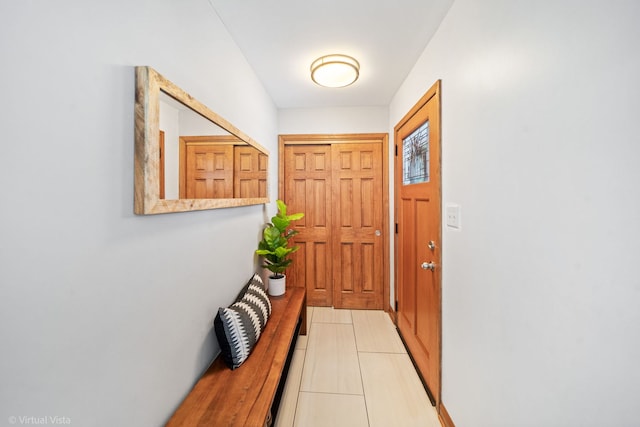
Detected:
left=263, top=226, right=280, bottom=247
left=271, top=216, right=289, bottom=232
left=274, top=246, right=292, bottom=258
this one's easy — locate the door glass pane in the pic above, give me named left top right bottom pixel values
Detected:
left=402, top=120, right=430, bottom=185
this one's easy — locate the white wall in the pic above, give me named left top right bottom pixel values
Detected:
left=159, top=99, right=180, bottom=199
left=390, top=0, right=640, bottom=426
left=0, top=1, right=277, bottom=426
left=278, top=106, right=388, bottom=134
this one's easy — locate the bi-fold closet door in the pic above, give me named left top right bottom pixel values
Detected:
left=280, top=134, right=388, bottom=310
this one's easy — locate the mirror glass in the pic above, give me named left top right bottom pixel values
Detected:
left=135, top=66, right=269, bottom=214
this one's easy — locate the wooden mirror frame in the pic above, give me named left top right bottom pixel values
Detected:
left=134, top=66, right=269, bottom=214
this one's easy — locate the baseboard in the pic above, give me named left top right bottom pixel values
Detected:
left=438, top=402, right=455, bottom=427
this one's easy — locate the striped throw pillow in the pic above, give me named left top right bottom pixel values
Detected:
left=214, top=274, right=272, bottom=370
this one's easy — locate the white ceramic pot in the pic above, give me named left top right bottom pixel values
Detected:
left=268, top=275, right=286, bottom=296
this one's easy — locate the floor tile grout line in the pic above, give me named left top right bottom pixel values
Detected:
left=285, top=306, right=313, bottom=427
left=298, top=390, right=365, bottom=397
left=287, top=348, right=306, bottom=427
left=288, top=306, right=318, bottom=426
left=352, top=312, right=372, bottom=427
left=358, top=350, right=408, bottom=355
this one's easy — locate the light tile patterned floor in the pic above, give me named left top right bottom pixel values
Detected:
left=275, top=307, right=441, bottom=427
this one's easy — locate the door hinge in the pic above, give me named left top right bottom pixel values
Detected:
left=395, top=223, right=398, bottom=234
left=395, top=301, right=398, bottom=311
left=395, top=145, right=398, bottom=156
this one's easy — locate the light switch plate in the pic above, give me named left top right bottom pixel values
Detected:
left=446, top=204, right=461, bottom=229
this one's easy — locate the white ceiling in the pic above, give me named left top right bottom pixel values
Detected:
left=208, top=0, right=454, bottom=109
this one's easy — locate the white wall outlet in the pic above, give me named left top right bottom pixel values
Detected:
left=446, top=204, right=461, bottom=229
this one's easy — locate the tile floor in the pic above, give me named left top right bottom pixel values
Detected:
left=274, top=307, right=441, bottom=427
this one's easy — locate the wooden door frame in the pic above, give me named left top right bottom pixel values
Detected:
left=279, top=133, right=390, bottom=312
left=393, top=80, right=442, bottom=407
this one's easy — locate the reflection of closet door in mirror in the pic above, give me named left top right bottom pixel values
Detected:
left=234, top=146, right=268, bottom=198
left=180, top=143, right=233, bottom=199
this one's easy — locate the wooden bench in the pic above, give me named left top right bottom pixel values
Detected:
left=166, top=287, right=307, bottom=427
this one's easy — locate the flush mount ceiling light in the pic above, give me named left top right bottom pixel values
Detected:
left=310, top=54, right=360, bottom=88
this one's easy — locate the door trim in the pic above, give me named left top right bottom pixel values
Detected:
left=279, top=133, right=390, bottom=312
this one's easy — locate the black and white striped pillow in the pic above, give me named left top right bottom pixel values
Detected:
left=214, top=274, right=271, bottom=370
left=242, top=275, right=271, bottom=318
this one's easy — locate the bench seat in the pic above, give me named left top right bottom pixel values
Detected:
left=166, top=287, right=306, bottom=427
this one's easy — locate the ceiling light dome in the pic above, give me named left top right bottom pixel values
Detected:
left=310, top=54, right=360, bottom=88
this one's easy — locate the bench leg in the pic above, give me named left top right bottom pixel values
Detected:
left=300, top=295, right=307, bottom=335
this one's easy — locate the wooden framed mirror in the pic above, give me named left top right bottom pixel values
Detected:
left=134, top=66, right=269, bottom=214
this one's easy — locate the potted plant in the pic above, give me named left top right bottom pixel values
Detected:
left=256, top=199, right=304, bottom=296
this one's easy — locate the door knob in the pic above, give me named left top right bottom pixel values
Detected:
left=421, top=261, right=436, bottom=271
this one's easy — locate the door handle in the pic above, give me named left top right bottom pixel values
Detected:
left=421, top=261, right=437, bottom=271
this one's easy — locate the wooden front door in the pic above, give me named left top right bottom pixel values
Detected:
left=395, top=81, right=442, bottom=406
left=280, top=134, right=389, bottom=310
